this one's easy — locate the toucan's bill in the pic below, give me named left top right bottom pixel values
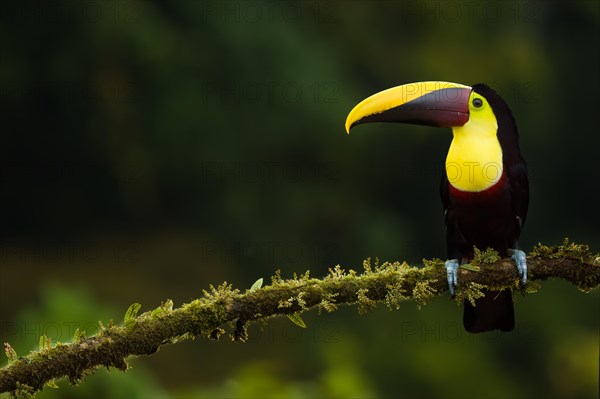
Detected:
left=345, top=81, right=472, bottom=133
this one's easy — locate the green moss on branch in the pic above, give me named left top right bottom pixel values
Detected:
left=1, top=240, right=598, bottom=396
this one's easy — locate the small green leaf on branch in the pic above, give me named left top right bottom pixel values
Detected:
left=250, top=278, right=263, bottom=291
left=460, top=264, right=481, bottom=272
left=287, top=312, right=307, bottom=328
left=46, top=380, right=59, bottom=389
left=4, top=343, right=17, bottom=363
left=124, top=303, right=142, bottom=327
left=73, top=328, right=85, bottom=342
left=39, top=335, right=51, bottom=353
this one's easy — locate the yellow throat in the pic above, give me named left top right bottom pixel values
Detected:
left=445, top=91, right=503, bottom=192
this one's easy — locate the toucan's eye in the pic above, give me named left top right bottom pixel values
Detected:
left=473, top=98, right=483, bottom=108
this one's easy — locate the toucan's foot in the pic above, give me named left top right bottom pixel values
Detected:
left=508, top=249, right=527, bottom=286
left=445, top=259, right=460, bottom=297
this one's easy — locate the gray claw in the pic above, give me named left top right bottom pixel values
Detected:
left=509, top=249, right=527, bottom=286
left=445, top=259, right=460, bottom=297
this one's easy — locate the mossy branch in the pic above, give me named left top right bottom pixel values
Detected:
left=1, top=240, right=599, bottom=396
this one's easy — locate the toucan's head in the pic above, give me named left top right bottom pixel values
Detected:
left=345, top=81, right=517, bottom=192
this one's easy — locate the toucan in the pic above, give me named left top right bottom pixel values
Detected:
left=345, top=81, right=529, bottom=333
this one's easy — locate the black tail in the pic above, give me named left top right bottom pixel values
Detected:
left=463, top=289, right=514, bottom=333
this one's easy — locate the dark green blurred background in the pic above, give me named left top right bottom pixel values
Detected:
left=1, top=1, right=598, bottom=398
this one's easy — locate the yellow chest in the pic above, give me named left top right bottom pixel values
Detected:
left=445, top=125, right=503, bottom=192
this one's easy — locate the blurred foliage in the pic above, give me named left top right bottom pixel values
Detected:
left=0, top=0, right=598, bottom=398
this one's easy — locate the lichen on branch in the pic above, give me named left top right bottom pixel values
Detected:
left=1, top=240, right=598, bottom=397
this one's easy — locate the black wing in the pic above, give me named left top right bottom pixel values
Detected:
left=507, top=155, right=529, bottom=238
left=440, top=172, right=462, bottom=260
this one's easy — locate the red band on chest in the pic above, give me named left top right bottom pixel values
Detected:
left=449, top=172, right=507, bottom=199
